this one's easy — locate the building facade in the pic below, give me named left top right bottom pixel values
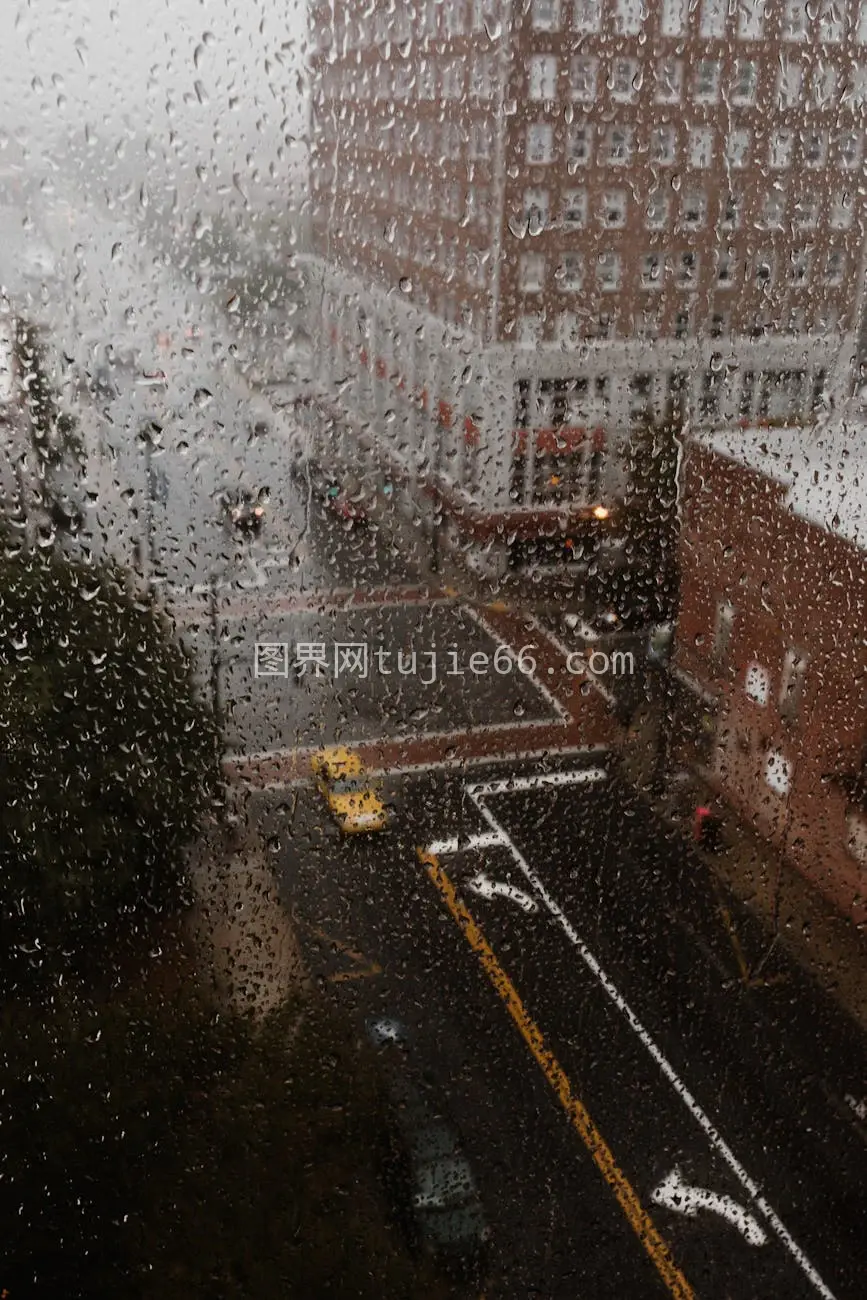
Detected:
left=673, top=426, right=867, bottom=926
left=307, top=0, right=867, bottom=570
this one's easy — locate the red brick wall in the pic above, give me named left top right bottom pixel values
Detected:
left=675, top=440, right=867, bottom=924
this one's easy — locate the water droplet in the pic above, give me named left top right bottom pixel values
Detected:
left=226, top=294, right=240, bottom=313
left=384, top=216, right=397, bottom=244
left=194, top=388, right=213, bottom=409
left=399, top=277, right=412, bottom=294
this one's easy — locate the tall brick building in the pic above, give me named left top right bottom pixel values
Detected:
left=307, top=0, right=867, bottom=572
left=673, top=422, right=867, bottom=925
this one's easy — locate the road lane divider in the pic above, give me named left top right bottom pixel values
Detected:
left=418, top=847, right=695, bottom=1300
left=463, top=778, right=838, bottom=1300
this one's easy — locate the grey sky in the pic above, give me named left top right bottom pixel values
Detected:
left=1, top=0, right=308, bottom=204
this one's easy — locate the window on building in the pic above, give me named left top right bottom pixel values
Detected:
left=839, top=132, right=862, bottom=169
left=818, top=0, right=845, bottom=41
left=609, top=59, right=638, bottom=102
left=629, top=373, right=653, bottom=419
left=445, top=2, right=466, bottom=34
left=725, top=130, right=751, bottom=170
left=831, top=192, right=854, bottom=230
left=794, top=195, right=819, bottom=228
left=527, top=122, right=554, bottom=164
left=689, top=126, right=714, bottom=169
left=529, top=55, right=558, bottom=101
left=568, top=124, right=593, bottom=164
left=442, top=61, right=463, bottom=100
left=597, top=252, right=622, bottom=291
left=762, top=190, right=786, bottom=228
left=847, top=810, right=867, bottom=865
left=574, top=0, right=602, bottom=32
left=713, top=601, right=735, bottom=667
left=677, top=251, right=699, bottom=288
left=606, top=126, right=633, bottom=164
left=783, top=0, right=808, bottom=40
left=646, top=191, right=669, bottom=228
left=571, top=55, right=598, bottom=102
left=562, top=188, right=587, bottom=228
left=716, top=251, right=736, bottom=287
left=681, top=190, right=707, bottom=229
left=738, top=0, right=766, bottom=39
left=700, top=0, right=727, bottom=39
left=656, top=59, right=683, bottom=104
left=523, top=188, right=550, bottom=230
left=557, top=253, right=584, bottom=290
left=594, top=313, right=613, bottom=340
left=650, top=125, right=676, bottom=165
left=721, top=192, right=740, bottom=229
left=614, top=0, right=645, bottom=35
left=641, top=252, right=665, bottom=288
left=786, top=307, right=806, bottom=333
left=520, top=253, right=546, bottom=292
left=710, top=311, right=730, bottom=339
left=732, top=59, right=759, bottom=104
left=779, top=649, right=808, bottom=723
left=777, top=59, right=804, bottom=106
left=674, top=309, right=690, bottom=338
left=755, top=251, right=774, bottom=285
left=765, top=750, right=792, bottom=796
left=813, top=61, right=839, bottom=106
left=601, top=190, right=627, bottom=228
left=700, top=367, right=722, bottom=420
left=695, top=59, right=721, bottom=103
left=804, top=130, right=828, bottom=168
left=662, top=0, right=689, bottom=36
left=790, top=249, right=811, bottom=286
left=770, top=129, right=794, bottom=170
left=531, top=0, right=562, bottom=30
left=825, top=251, right=845, bottom=284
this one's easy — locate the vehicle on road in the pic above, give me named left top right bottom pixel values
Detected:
left=366, top=1017, right=489, bottom=1281
left=223, top=487, right=267, bottom=538
left=310, top=746, right=388, bottom=833
left=324, top=474, right=370, bottom=527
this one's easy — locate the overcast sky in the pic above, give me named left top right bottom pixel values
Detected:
left=1, top=0, right=309, bottom=206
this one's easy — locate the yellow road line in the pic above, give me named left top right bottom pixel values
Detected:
left=420, top=849, right=694, bottom=1300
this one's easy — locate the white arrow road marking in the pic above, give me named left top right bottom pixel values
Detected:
left=426, top=831, right=508, bottom=856
left=467, top=767, right=608, bottom=798
left=465, top=873, right=538, bottom=913
left=462, top=772, right=837, bottom=1300
left=651, top=1168, right=768, bottom=1247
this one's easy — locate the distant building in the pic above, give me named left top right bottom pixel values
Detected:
left=672, top=421, right=867, bottom=926
left=308, top=0, right=867, bottom=574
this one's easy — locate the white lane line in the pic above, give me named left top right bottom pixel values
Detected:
left=427, top=831, right=508, bottom=855
left=465, top=783, right=838, bottom=1300
left=231, top=745, right=612, bottom=792
left=462, top=604, right=571, bottom=725
left=467, top=767, right=608, bottom=797
left=524, top=613, right=616, bottom=705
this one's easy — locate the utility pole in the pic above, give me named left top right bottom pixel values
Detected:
left=209, top=577, right=224, bottom=733
left=429, top=422, right=445, bottom=575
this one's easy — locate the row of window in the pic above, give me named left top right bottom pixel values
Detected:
left=530, top=0, right=867, bottom=45
left=527, top=120, right=861, bottom=169
left=332, top=0, right=493, bottom=52
left=529, top=52, right=847, bottom=110
left=521, top=185, right=856, bottom=235
left=518, top=249, right=847, bottom=294
left=318, top=54, right=498, bottom=103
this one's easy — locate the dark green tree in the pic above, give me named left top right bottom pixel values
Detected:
left=0, top=552, right=220, bottom=971
left=591, top=413, right=682, bottom=626
left=13, top=319, right=85, bottom=469
left=0, top=986, right=454, bottom=1299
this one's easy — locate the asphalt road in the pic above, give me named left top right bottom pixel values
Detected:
left=247, top=758, right=867, bottom=1300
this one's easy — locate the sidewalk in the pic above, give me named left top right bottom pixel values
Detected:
left=622, top=696, right=867, bottom=1036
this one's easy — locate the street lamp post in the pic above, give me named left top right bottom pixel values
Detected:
left=429, top=422, right=445, bottom=575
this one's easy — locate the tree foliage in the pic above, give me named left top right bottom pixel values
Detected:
left=0, top=552, right=219, bottom=967
left=0, top=986, right=454, bottom=1299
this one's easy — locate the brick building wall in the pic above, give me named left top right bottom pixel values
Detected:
left=674, top=438, right=867, bottom=924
